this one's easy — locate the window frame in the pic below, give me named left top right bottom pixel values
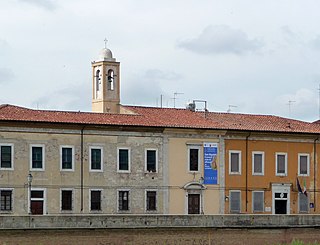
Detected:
left=252, top=191, right=264, bottom=213
left=145, top=148, right=158, bottom=173
left=30, top=144, right=45, bottom=171
left=0, top=143, right=14, bottom=170
left=275, top=152, right=287, bottom=176
left=60, top=189, right=73, bottom=212
left=252, top=151, right=264, bottom=176
left=60, top=145, right=75, bottom=171
left=117, top=189, right=130, bottom=212
left=187, top=145, right=201, bottom=172
left=0, top=188, right=13, bottom=212
left=229, top=150, right=241, bottom=175
left=298, top=153, right=310, bottom=177
left=90, top=189, right=102, bottom=212
left=145, top=190, right=157, bottom=212
left=89, top=146, right=103, bottom=172
left=229, top=190, right=241, bottom=213
left=117, top=147, right=131, bottom=173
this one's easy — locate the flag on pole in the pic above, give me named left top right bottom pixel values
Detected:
left=297, top=177, right=303, bottom=193
left=303, top=178, right=308, bottom=197
left=297, top=177, right=307, bottom=197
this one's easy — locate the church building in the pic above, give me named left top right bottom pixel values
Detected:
left=1, top=46, right=320, bottom=215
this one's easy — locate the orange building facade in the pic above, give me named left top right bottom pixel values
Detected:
left=224, top=132, right=318, bottom=214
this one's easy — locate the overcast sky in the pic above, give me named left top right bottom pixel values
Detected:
left=1, top=0, right=320, bottom=122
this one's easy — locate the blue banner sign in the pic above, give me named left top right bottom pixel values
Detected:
left=203, top=143, right=218, bottom=184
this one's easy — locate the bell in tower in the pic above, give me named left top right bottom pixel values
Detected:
left=91, top=40, right=120, bottom=113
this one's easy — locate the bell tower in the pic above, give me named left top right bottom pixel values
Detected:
left=92, top=41, right=120, bottom=113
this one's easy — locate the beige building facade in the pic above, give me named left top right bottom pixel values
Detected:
left=0, top=123, right=166, bottom=215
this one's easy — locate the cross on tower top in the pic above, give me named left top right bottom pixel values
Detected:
left=104, top=38, right=108, bottom=49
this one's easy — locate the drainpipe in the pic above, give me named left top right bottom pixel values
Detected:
left=314, top=137, right=318, bottom=212
left=245, top=132, right=251, bottom=213
left=80, top=126, right=85, bottom=212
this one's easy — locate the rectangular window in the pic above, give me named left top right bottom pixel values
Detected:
left=299, top=193, right=308, bottom=213
left=60, top=146, right=74, bottom=171
left=61, top=190, right=72, bottom=211
left=118, top=148, right=130, bottom=172
left=90, top=147, right=103, bottom=171
left=90, top=190, right=101, bottom=211
left=298, top=154, right=309, bottom=176
left=30, top=145, right=45, bottom=170
left=229, top=151, right=241, bottom=174
left=0, top=144, right=13, bottom=169
left=118, top=190, right=129, bottom=211
left=145, top=149, right=157, bottom=172
left=276, top=153, right=287, bottom=176
left=230, top=191, right=241, bottom=213
left=146, top=191, right=157, bottom=211
left=189, top=146, right=200, bottom=172
left=252, top=191, right=264, bottom=212
left=252, top=152, right=264, bottom=175
left=0, top=190, right=12, bottom=211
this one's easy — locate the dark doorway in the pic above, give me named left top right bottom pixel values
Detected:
left=275, top=200, right=287, bottom=214
left=188, top=194, right=200, bottom=214
left=31, top=201, right=43, bottom=215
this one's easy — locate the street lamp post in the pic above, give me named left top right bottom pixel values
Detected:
left=199, top=176, right=204, bottom=215
left=27, top=173, right=33, bottom=215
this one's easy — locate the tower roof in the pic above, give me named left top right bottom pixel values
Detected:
left=98, top=47, right=116, bottom=62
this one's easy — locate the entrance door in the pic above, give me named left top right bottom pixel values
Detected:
left=272, top=184, right=291, bottom=214
left=275, top=200, right=287, bottom=214
left=30, top=189, right=45, bottom=215
left=31, top=201, right=44, bottom=215
left=188, top=194, right=200, bottom=214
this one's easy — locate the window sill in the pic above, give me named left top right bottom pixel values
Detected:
left=275, top=174, right=287, bottom=177
left=89, top=170, right=103, bottom=173
left=0, top=168, right=14, bottom=171
left=229, top=172, right=241, bottom=175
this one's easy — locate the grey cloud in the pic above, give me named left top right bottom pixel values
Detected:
left=281, top=26, right=298, bottom=43
left=17, top=0, right=57, bottom=10
left=144, top=69, right=182, bottom=81
left=122, top=69, right=182, bottom=106
left=0, top=68, right=14, bottom=83
left=177, top=25, right=263, bottom=55
left=32, top=83, right=91, bottom=111
left=310, top=35, right=320, bottom=50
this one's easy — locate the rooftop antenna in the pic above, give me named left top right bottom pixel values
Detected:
left=104, top=38, right=108, bottom=48
left=227, top=105, right=237, bottom=113
left=160, top=94, right=163, bottom=108
left=287, top=100, right=296, bottom=118
left=172, top=92, right=184, bottom=108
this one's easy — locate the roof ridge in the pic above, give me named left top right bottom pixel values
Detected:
left=0, top=104, right=9, bottom=110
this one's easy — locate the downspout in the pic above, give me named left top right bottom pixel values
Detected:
left=245, top=132, right=251, bottom=213
left=80, top=126, right=85, bottom=212
left=314, top=137, right=318, bottom=212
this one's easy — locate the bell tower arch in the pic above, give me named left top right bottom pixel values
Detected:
left=92, top=41, right=120, bottom=113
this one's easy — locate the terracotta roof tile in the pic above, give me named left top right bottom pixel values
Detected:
left=0, top=104, right=319, bottom=134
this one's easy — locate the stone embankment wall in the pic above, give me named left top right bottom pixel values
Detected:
left=0, top=214, right=319, bottom=229
left=0, top=215, right=319, bottom=245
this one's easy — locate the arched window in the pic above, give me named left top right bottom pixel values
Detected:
left=95, top=69, right=102, bottom=99
left=107, top=69, right=114, bottom=91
